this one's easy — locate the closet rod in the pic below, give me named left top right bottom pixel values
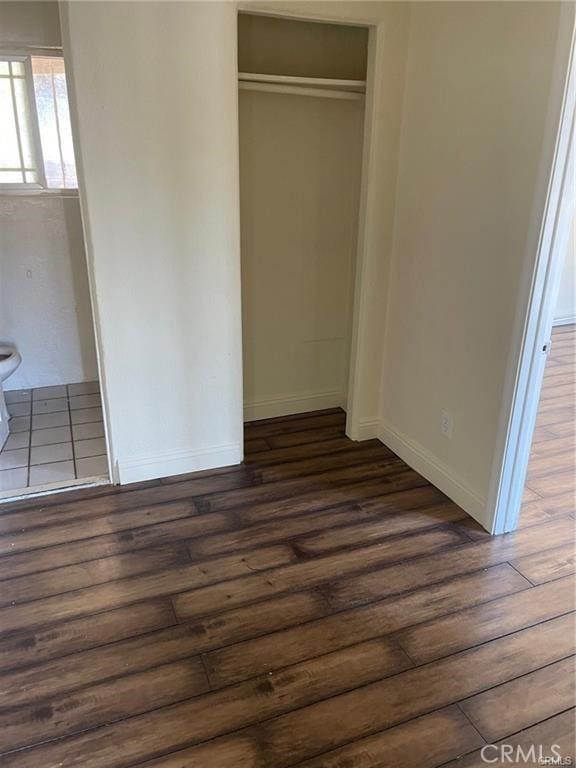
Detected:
left=238, top=72, right=366, bottom=92
left=239, top=81, right=364, bottom=101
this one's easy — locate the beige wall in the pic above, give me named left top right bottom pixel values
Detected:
left=379, top=1, right=572, bottom=524
left=239, top=89, right=364, bottom=419
left=0, top=1, right=61, bottom=47
left=61, top=1, right=243, bottom=483
left=0, top=0, right=98, bottom=390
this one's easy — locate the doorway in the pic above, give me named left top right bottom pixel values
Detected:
left=521, top=321, right=575, bottom=530
left=488, top=30, right=574, bottom=534
left=237, top=12, right=370, bottom=428
left=0, top=31, right=110, bottom=499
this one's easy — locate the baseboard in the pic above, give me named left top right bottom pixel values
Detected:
left=552, top=315, right=576, bottom=327
left=377, top=420, right=487, bottom=524
left=347, top=419, right=380, bottom=441
left=244, top=390, right=345, bottom=422
left=115, top=442, right=243, bottom=485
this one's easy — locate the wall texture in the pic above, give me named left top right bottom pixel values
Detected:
left=379, top=1, right=572, bottom=525
left=239, top=89, right=364, bottom=420
left=0, top=196, right=98, bottom=389
left=61, top=1, right=243, bottom=483
left=0, top=0, right=98, bottom=391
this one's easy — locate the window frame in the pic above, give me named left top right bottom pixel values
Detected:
left=0, top=49, right=78, bottom=196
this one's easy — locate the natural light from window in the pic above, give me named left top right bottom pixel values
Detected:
left=0, top=55, right=78, bottom=190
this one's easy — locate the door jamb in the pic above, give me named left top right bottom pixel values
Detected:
left=486, top=25, right=575, bottom=535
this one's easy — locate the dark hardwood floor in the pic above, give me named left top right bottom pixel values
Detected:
left=0, top=347, right=573, bottom=766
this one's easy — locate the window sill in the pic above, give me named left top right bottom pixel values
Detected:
left=0, top=188, right=79, bottom=198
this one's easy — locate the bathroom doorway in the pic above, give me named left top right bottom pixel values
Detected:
left=0, top=8, right=109, bottom=500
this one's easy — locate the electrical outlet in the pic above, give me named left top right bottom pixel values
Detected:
left=440, top=410, right=454, bottom=438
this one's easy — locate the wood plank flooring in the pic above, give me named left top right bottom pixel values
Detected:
left=522, top=324, right=576, bottom=533
left=0, top=336, right=573, bottom=767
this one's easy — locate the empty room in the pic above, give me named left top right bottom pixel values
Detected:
left=0, top=1, right=573, bottom=766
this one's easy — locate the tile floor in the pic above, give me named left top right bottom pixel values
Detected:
left=0, top=381, right=108, bottom=493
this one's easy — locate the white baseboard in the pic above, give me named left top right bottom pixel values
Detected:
left=377, top=420, right=487, bottom=525
left=347, top=419, right=380, bottom=441
left=552, top=315, right=576, bottom=327
left=115, top=442, right=243, bottom=485
left=244, top=390, right=345, bottom=422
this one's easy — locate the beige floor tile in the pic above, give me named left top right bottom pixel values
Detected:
left=30, top=442, right=73, bottom=466
left=4, top=390, right=31, bottom=404
left=8, top=416, right=31, bottom=433
left=68, top=381, right=100, bottom=396
left=0, top=448, right=28, bottom=470
left=69, top=394, right=102, bottom=411
left=0, top=467, right=28, bottom=491
left=32, top=411, right=70, bottom=430
left=3, top=432, right=29, bottom=450
left=33, top=385, right=68, bottom=400
left=32, top=398, right=68, bottom=415
left=71, top=407, right=103, bottom=425
left=31, top=426, right=72, bottom=447
left=76, top=455, right=108, bottom=478
left=7, top=402, right=30, bottom=417
left=74, top=437, right=106, bottom=459
left=73, top=421, right=105, bottom=441
left=29, top=460, right=75, bottom=485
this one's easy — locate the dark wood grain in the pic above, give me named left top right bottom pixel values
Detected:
left=0, top=544, right=295, bottom=634
left=203, top=563, right=528, bottom=688
left=0, top=599, right=177, bottom=673
left=511, top=543, right=575, bottom=584
left=134, top=706, right=485, bottom=768
left=173, top=527, right=465, bottom=621
left=459, top=656, right=575, bottom=743
left=396, top=574, right=574, bottom=663
left=0, top=511, right=234, bottom=581
left=441, top=709, right=575, bottom=768
left=0, top=392, right=572, bottom=767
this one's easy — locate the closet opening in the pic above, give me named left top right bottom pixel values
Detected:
left=237, top=12, right=371, bottom=435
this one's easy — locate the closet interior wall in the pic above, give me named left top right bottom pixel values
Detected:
left=238, top=13, right=368, bottom=421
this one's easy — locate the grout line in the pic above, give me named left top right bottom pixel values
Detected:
left=67, top=383, right=78, bottom=480
left=25, top=390, right=33, bottom=488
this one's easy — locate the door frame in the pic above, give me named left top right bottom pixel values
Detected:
left=486, top=24, right=575, bottom=535
left=235, top=5, right=381, bottom=438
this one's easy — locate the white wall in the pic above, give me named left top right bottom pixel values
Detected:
left=239, top=90, right=364, bottom=420
left=60, top=1, right=243, bottom=483
left=0, top=196, right=98, bottom=389
left=0, top=0, right=98, bottom=391
left=378, top=2, right=572, bottom=526
left=554, top=217, right=576, bottom=325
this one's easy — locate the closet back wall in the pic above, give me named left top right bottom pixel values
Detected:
left=239, top=14, right=366, bottom=420
left=0, top=1, right=98, bottom=391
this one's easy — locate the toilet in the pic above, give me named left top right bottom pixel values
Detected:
left=0, top=343, right=23, bottom=450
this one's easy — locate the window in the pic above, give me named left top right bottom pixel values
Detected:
left=0, top=54, right=77, bottom=190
